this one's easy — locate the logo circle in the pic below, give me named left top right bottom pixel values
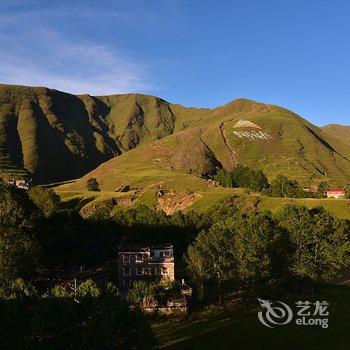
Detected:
left=258, top=298, right=293, bottom=328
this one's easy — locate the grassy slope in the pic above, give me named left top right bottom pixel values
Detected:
left=153, top=284, right=350, bottom=350
left=322, top=124, right=350, bottom=146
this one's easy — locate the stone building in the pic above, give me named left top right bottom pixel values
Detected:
left=117, top=244, right=175, bottom=288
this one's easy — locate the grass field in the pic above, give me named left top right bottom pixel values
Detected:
left=152, top=284, right=350, bottom=350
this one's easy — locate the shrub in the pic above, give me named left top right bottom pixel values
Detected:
left=28, top=186, right=61, bottom=216
left=127, top=281, right=156, bottom=306
left=86, top=178, right=100, bottom=191
left=76, top=279, right=101, bottom=298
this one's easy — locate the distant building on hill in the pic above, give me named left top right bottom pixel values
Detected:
left=15, top=179, right=32, bottom=190
left=325, top=188, right=346, bottom=199
left=117, top=244, right=175, bottom=288
left=3, top=178, right=32, bottom=190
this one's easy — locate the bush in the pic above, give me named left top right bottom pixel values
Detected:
left=50, top=285, right=70, bottom=298
left=76, top=279, right=101, bottom=298
left=0, top=278, right=37, bottom=299
left=86, top=178, right=100, bottom=191
left=127, top=281, right=156, bottom=306
left=28, top=186, right=61, bottom=216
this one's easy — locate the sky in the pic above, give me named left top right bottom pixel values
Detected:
left=0, top=0, right=349, bottom=126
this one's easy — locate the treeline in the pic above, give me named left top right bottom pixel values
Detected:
left=213, top=166, right=341, bottom=198
left=186, top=205, right=350, bottom=303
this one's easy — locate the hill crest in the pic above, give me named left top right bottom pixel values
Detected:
left=1, top=84, right=350, bottom=187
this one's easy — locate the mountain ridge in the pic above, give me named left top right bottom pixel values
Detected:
left=322, top=124, right=350, bottom=146
left=1, top=83, right=350, bottom=186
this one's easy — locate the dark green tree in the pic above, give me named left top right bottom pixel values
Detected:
left=0, top=187, right=41, bottom=288
left=268, top=174, right=303, bottom=198
left=186, top=212, right=283, bottom=302
left=317, top=181, right=329, bottom=197
left=278, top=205, right=350, bottom=290
left=213, top=168, right=234, bottom=187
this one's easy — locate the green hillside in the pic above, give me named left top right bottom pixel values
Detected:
left=0, top=84, right=209, bottom=182
left=60, top=99, right=350, bottom=194
left=322, top=124, right=350, bottom=146
left=2, top=84, right=350, bottom=188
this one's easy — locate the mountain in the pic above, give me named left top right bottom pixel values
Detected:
left=1, top=84, right=350, bottom=187
left=322, top=124, right=350, bottom=146
left=0, top=84, right=203, bottom=182
left=62, top=100, right=350, bottom=193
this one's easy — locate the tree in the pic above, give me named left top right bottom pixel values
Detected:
left=39, top=210, right=99, bottom=269
left=213, top=166, right=269, bottom=192
left=86, top=177, right=100, bottom=191
left=267, top=174, right=303, bottom=198
left=230, top=213, right=281, bottom=294
left=0, top=187, right=41, bottom=287
left=213, top=168, right=234, bottom=187
left=185, top=212, right=282, bottom=302
left=28, top=186, right=61, bottom=216
left=232, top=166, right=269, bottom=192
left=317, top=181, right=329, bottom=197
left=278, top=205, right=350, bottom=290
left=50, top=285, right=70, bottom=298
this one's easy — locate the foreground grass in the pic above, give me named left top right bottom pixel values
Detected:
left=153, top=284, right=350, bottom=350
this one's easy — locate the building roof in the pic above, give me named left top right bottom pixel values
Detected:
left=118, top=243, right=173, bottom=253
left=151, top=244, right=173, bottom=250
left=327, top=188, right=346, bottom=192
left=118, top=244, right=150, bottom=253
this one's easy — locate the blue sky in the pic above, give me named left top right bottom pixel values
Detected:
left=0, top=0, right=349, bottom=126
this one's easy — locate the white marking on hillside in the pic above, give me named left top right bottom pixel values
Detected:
left=233, top=120, right=261, bottom=129
left=233, top=130, right=273, bottom=140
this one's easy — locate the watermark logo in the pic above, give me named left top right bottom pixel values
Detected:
left=258, top=299, right=329, bottom=329
left=258, top=298, right=293, bottom=328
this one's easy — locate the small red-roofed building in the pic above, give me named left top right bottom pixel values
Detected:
left=325, top=188, right=346, bottom=199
